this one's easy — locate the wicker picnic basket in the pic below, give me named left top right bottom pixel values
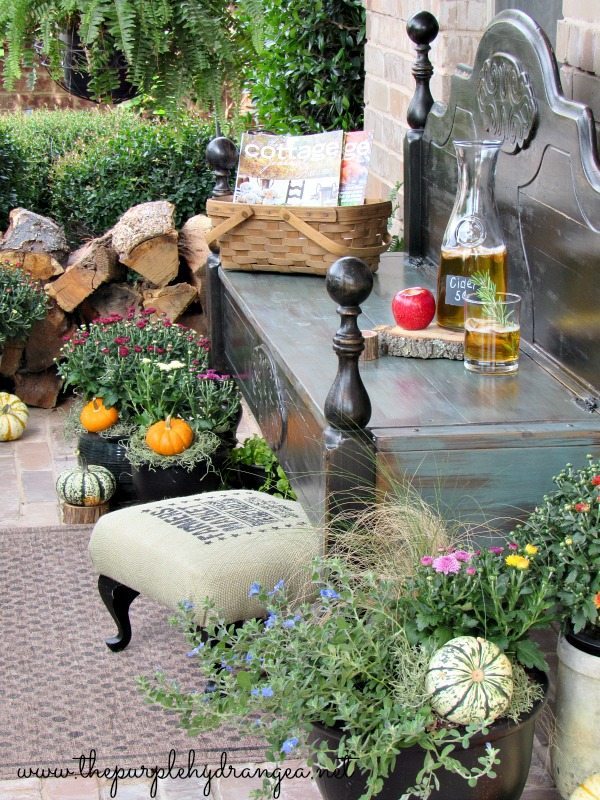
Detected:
left=205, top=197, right=392, bottom=275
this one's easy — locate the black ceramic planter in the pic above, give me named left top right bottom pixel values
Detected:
left=309, top=673, right=548, bottom=800
left=565, top=626, right=600, bottom=657
left=78, top=432, right=135, bottom=505
left=230, top=463, right=267, bottom=491
left=131, top=461, right=221, bottom=503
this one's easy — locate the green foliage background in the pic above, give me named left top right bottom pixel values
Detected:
left=0, top=110, right=214, bottom=244
left=239, top=0, right=366, bottom=133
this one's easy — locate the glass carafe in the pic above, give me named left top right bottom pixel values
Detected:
left=436, top=139, right=507, bottom=330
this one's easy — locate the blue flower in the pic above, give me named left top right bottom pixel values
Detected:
left=267, top=579, right=285, bottom=597
left=186, top=642, right=205, bottom=657
left=320, top=587, right=340, bottom=601
left=251, top=688, right=259, bottom=696
left=281, top=737, right=299, bottom=754
left=282, top=613, right=302, bottom=629
left=181, top=600, right=194, bottom=611
left=220, top=659, right=233, bottom=673
left=261, top=686, right=274, bottom=697
left=264, top=612, right=278, bottom=629
left=248, top=582, right=261, bottom=598
left=245, top=651, right=254, bottom=663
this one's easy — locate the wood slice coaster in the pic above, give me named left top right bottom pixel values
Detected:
left=376, top=323, right=464, bottom=360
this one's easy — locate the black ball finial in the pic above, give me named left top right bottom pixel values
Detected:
left=407, top=11, right=439, bottom=45
left=326, top=257, right=374, bottom=309
left=205, top=136, right=239, bottom=197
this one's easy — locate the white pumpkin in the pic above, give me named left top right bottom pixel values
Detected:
left=425, top=636, right=513, bottom=725
left=570, top=774, right=600, bottom=800
left=0, top=392, right=28, bottom=441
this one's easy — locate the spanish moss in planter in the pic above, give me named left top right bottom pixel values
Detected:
left=126, top=425, right=222, bottom=503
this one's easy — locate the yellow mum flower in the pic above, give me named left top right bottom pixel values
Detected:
left=505, top=554, right=530, bottom=570
left=564, top=537, right=573, bottom=546
left=524, top=544, right=538, bottom=556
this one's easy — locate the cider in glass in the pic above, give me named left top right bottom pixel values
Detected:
left=437, top=246, right=507, bottom=329
left=464, top=292, right=521, bottom=375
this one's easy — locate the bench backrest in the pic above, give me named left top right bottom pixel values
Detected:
left=408, top=11, right=600, bottom=397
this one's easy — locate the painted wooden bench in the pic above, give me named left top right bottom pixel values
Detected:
left=206, top=10, right=600, bottom=533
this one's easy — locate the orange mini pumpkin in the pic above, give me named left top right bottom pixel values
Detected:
left=145, top=417, right=194, bottom=456
left=79, top=398, right=119, bottom=433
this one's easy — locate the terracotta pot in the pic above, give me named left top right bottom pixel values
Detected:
left=309, top=672, right=548, bottom=800
left=552, top=631, right=600, bottom=798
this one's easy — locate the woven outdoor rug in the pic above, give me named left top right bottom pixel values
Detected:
left=0, top=525, right=265, bottom=779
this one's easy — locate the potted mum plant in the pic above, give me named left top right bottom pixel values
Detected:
left=56, top=308, right=241, bottom=503
left=0, top=263, right=49, bottom=379
left=123, top=357, right=241, bottom=502
left=140, top=495, right=556, bottom=800
left=512, top=455, right=600, bottom=798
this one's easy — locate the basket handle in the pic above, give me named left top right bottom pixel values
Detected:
left=281, top=209, right=391, bottom=258
left=204, top=206, right=255, bottom=245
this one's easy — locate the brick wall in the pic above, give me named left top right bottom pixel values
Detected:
left=557, top=0, right=600, bottom=141
left=364, top=0, right=491, bottom=225
left=365, top=0, right=599, bottom=232
left=0, top=66, right=97, bottom=112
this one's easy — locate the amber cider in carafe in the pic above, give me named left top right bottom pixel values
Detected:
left=437, top=246, right=507, bottom=329
left=437, top=139, right=507, bottom=330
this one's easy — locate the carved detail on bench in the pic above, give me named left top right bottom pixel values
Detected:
left=477, top=54, right=537, bottom=153
left=251, top=344, right=287, bottom=449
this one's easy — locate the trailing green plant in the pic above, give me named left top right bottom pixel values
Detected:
left=140, top=557, right=544, bottom=800
left=230, top=434, right=297, bottom=499
left=237, top=0, right=366, bottom=133
left=0, top=263, right=49, bottom=344
left=0, top=0, right=257, bottom=113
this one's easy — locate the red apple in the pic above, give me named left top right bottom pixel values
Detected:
left=392, top=287, right=436, bottom=330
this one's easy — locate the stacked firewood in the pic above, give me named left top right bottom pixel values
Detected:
left=0, top=202, right=212, bottom=407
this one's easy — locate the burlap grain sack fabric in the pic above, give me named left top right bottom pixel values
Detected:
left=89, top=489, right=321, bottom=626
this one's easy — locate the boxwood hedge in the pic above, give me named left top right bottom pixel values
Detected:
left=0, top=110, right=216, bottom=244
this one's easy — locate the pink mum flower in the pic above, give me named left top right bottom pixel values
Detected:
left=466, top=567, right=477, bottom=576
left=454, top=550, right=472, bottom=562
left=420, top=556, right=434, bottom=566
left=489, top=546, right=504, bottom=555
left=432, top=555, right=461, bottom=575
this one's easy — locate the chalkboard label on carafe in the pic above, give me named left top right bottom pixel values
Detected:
left=445, top=275, right=478, bottom=306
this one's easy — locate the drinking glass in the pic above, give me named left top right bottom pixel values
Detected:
left=463, top=292, right=521, bottom=374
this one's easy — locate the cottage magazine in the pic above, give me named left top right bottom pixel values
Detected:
left=338, top=130, right=373, bottom=206
left=233, top=131, right=345, bottom=206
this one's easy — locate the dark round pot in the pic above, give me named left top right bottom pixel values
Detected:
left=565, top=626, right=600, bottom=657
left=78, top=432, right=135, bottom=505
left=230, top=463, right=267, bottom=491
left=131, top=460, right=221, bottom=503
left=309, top=672, right=548, bottom=800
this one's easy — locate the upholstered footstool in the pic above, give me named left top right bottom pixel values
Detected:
left=89, top=489, right=321, bottom=651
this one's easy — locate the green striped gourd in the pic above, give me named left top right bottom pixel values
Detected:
left=0, top=392, right=28, bottom=441
left=56, top=464, right=116, bottom=507
left=425, top=636, right=513, bottom=725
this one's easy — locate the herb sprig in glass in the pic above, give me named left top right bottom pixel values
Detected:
left=471, top=270, right=514, bottom=327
